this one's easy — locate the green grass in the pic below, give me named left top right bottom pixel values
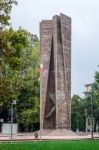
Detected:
left=0, top=140, right=99, bottom=150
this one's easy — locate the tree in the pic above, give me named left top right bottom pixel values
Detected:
left=0, top=1, right=40, bottom=131
left=0, top=0, right=18, bottom=123
left=0, top=0, right=17, bottom=29
left=84, top=68, right=99, bottom=132
left=0, top=0, right=18, bottom=107
left=0, top=28, right=40, bottom=130
left=71, top=95, right=86, bottom=131
left=93, top=69, right=99, bottom=131
left=17, top=39, right=40, bottom=131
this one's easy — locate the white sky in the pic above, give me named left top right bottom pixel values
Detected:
left=11, top=0, right=99, bottom=97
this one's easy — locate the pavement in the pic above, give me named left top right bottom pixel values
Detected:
left=0, top=132, right=99, bottom=141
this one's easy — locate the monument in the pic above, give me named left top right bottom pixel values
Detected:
left=40, top=13, right=71, bottom=135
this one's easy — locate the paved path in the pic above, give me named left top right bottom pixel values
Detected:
left=0, top=133, right=99, bottom=141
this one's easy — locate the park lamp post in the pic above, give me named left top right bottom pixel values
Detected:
left=11, top=100, right=16, bottom=142
left=84, top=84, right=94, bottom=140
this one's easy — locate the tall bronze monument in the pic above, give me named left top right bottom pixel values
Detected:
left=40, top=13, right=71, bottom=133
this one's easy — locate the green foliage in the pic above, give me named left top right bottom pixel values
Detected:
left=72, top=68, right=99, bottom=132
left=95, top=70, right=99, bottom=83
left=0, top=27, right=40, bottom=125
left=71, top=95, right=85, bottom=131
left=17, top=38, right=40, bottom=125
left=93, top=69, right=99, bottom=130
left=0, top=0, right=17, bottom=29
left=84, top=68, right=99, bottom=131
left=0, top=0, right=40, bottom=129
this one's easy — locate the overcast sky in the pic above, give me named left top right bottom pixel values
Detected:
left=11, top=0, right=99, bottom=97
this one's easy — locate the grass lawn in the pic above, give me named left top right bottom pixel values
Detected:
left=0, top=140, right=99, bottom=150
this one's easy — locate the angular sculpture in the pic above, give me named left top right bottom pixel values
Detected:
left=40, top=13, right=71, bottom=131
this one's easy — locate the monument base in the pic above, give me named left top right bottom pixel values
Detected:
left=38, top=129, right=76, bottom=136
